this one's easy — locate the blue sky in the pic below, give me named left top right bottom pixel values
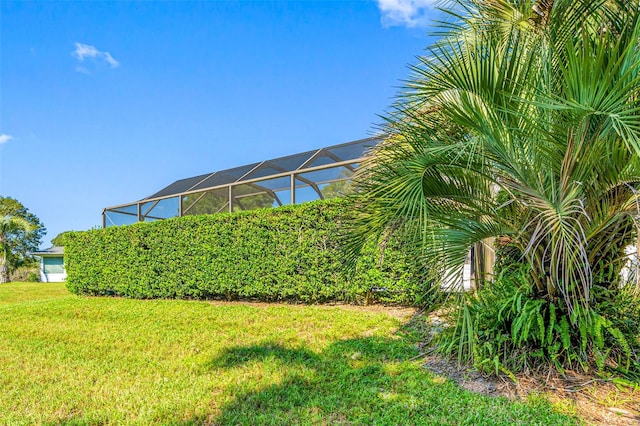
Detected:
left=1, top=0, right=439, bottom=246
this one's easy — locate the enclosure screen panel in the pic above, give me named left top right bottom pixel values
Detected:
left=141, top=197, right=179, bottom=222
left=183, top=188, right=229, bottom=215
left=273, top=152, right=313, bottom=171
left=298, top=165, right=356, bottom=186
left=294, top=183, right=322, bottom=203
left=250, top=176, right=292, bottom=207
left=327, top=140, right=375, bottom=162
left=304, top=152, right=335, bottom=168
left=232, top=183, right=279, bottom=212
left=147, top=173, right=212, bottom=199
left=192, top=163, right=260, bottom=191
left=104, top=204, right=139, bottom=227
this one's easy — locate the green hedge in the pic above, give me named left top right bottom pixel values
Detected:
left=64, top=199, right=431, bottom=305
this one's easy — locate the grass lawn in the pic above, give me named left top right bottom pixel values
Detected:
left=0, top=282, right=578, bottom=425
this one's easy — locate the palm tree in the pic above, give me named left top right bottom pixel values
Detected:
left=0, top=215, right=35, bottom=283
left=348, top=0, right=640, bottom=369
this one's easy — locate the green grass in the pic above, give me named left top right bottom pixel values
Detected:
left=0, top=282, right=578, bottom=425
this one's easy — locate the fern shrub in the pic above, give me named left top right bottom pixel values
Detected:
left=437, top=264, right=640, bottom=379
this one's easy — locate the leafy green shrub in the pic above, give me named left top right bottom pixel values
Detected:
left=64, top=199, right=434, bottom=305
left=10, top=266, right=40, bottom=282
left=437, top=264, right=640, bottom=379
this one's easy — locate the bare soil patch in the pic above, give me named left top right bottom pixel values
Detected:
left=422, top=354, right=640, bottom=425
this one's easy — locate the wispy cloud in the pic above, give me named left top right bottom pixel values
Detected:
left=72, top=42, right=119, bottom=73
left=0, top=134, right=13, bottom=145
left=376, top=0, right=438, bottom=28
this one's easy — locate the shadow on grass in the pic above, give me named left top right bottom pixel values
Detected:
left=192, top=324, right=578, bottom=426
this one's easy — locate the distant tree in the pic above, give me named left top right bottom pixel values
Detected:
left=1, top=215, right=35, bottom=283
left=51, top=231, right=73, bottom=247
left=0, top=197, right=45, bottom=282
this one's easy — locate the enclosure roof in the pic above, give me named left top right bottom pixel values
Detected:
left=143, top=136, right=381, bottom=200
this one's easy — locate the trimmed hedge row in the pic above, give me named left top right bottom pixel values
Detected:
left=64, top=199, right=430, bottom=305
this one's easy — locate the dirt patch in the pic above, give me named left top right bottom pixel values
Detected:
left=423, top=355, right=505, bottom=396
left=422, top=354, right=640, bottom=425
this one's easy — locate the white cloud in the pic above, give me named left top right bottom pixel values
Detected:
left=376, top=0, right=439, bottom=28
left=0, top=134, right=13, bottom=145
left=72, top=42, right=119, bottom=70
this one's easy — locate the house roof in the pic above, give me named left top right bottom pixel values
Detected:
left=33, top=246, right=64, bottom=256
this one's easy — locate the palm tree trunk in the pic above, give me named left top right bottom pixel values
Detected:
left=636, top=232, right=640, bottom=290
left=0, top=236, right=8, bottom=283
left=0, top=243, right=9, bottom=283
left=0, top=263, right=9, bottom=283
left=471, top=238, right=495, bottom=290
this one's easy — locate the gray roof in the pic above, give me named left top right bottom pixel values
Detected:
left=33, top=246, right=64, bottom=256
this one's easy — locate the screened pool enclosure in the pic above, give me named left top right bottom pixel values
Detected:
left=103, top=137, right=381, bottom=227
